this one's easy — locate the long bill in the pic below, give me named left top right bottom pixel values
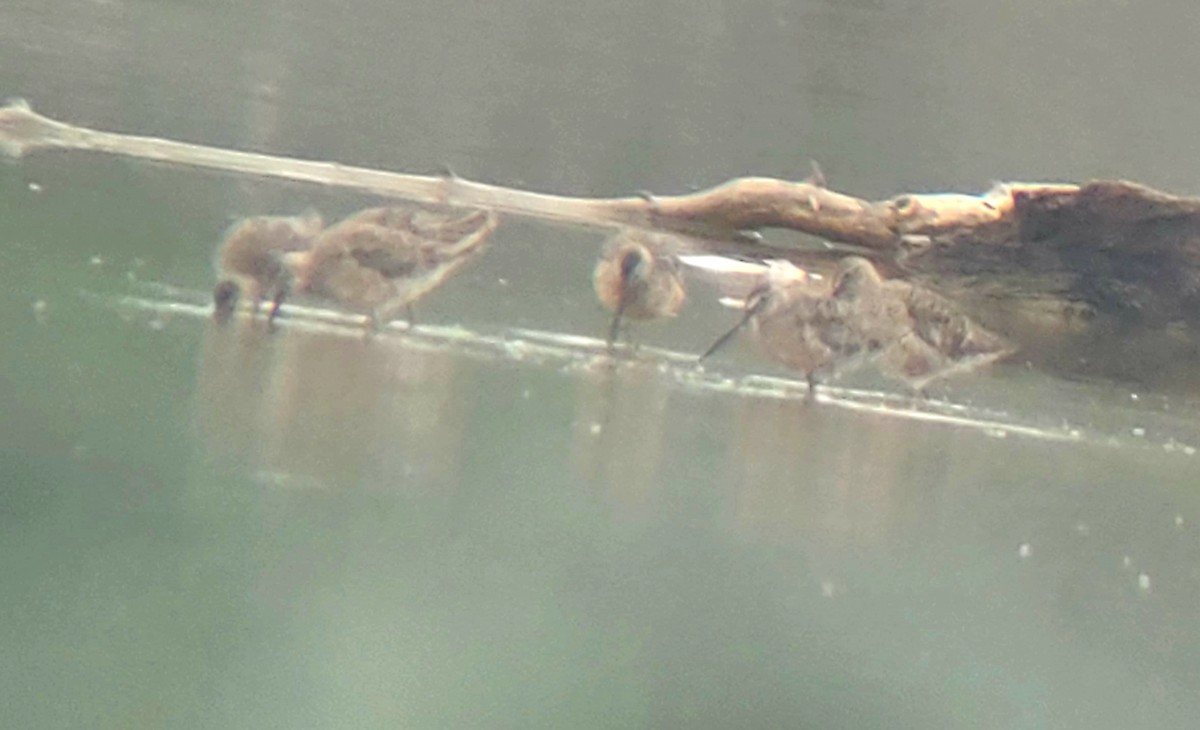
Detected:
left=606, top=287, right=632, bottom=351
left=698, top=287, right=770, bottom=361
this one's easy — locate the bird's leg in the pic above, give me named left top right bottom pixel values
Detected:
left=267, top=284, right=289, bottom=331
left=909, top=381, right=931, bottom=402
left=361, top=311, right=384, bottom=341
left=605, top=313, right=622, bottom=353
left=606, top=290, right=632, bottom=354
left=805, top=373, right=819, bottom=402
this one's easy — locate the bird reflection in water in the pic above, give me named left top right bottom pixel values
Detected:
left=288, top=206, right=499, bottom=333
left=194, top=321, right=469, bottom=492
left=593, top=229, right=687, bottom=351
left=211, top=211, right=323, bottom=326
left=702, top=256, right=1012, bottom=395
left=570, top=362, right=674, bottom=514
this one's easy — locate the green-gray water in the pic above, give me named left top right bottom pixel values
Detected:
left=4, top=2, right=1200, bottom=728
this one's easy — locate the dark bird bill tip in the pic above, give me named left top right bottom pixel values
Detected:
left=212, top=280, right=239, bottom=323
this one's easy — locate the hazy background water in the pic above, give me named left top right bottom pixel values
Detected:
left=4, top=1, right=1200, bottom=728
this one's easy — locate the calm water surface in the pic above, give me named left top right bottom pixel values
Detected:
left=3, top=2, right=1200, bottom=728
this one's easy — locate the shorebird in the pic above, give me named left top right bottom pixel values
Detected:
left=593, top=230, right=687, bottom=350
left=286, top=205, right=499, bottom=333
left=877, top=277, right=1015, bottom=389
left=211, top=211, right=323, bottom=325
left=701, top=256, right=1012, bottom=393
left=700, top=260, right=849, bottom=393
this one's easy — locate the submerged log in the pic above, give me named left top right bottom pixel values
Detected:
left=4, top=99, right=1200, bottom=388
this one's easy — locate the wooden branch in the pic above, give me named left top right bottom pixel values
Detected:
left=0, top=100, right=642, bottom=228
left=647, top=176, right=896, bottom=247
left=0, top=98, right=1023, bottom=250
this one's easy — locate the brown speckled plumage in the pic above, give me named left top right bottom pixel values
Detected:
left=704, top=256, right=1012, bottom=392
left=289, top=206, right=499, bottom=331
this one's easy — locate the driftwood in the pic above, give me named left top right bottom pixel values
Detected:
left=4, top=99, right=1200, bottom=388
